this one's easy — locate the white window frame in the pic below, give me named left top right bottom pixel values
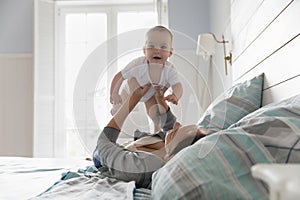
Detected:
left=54, top=2, right=156, bottom=157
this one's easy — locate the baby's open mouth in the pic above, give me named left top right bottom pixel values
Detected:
left=153, top=56, right=161, bottom=59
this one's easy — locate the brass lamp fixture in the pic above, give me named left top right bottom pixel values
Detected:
left=196, top=33, right=232, bottom=75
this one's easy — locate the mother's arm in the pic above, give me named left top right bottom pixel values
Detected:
left=94, top=82, right=165, bottom=188
left=108, top=82, right=151, bottom=130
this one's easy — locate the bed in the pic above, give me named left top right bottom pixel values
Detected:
left=1, top=72, right=299, bottom=200
left=0, top=157, right=141, bottom=199
left=0, top=157, right=91, bottom=199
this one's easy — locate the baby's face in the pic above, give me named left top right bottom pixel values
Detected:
left=144, top=30, right=173, bottom=64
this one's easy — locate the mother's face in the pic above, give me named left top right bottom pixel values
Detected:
left=164, top=122, right=199, bottom=161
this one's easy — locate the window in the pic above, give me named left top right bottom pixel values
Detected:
left=56, top=3, right=159, bottom=157
left=64, top=12, right=108, bottom=157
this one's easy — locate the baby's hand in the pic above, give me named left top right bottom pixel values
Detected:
left=163, top=93, right=178, bottom=105
left=110, top=93, right=122, bottom=104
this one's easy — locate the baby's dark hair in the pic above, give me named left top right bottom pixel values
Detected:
left=146, top=25, right=173, bottom=41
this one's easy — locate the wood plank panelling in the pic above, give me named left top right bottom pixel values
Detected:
left=231, top=0, right=300, bottom=105
left=232, top=0, right=292, bottom=60
left=233, top=34, right=300, bottom=88
left=232, top=0, right=299, bottom=80
left=262, top=76, right=300, bottom=105
left=231, top=0, right=264, bottom=46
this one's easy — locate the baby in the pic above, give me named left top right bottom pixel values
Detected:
left=109, top=25, right=183, bottom=133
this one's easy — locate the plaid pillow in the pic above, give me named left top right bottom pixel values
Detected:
left=152, top=94, right=300, bottom=200
left=152, top=130, right=273, bottom=199
left=230, top=94, right=300, bottom=163
left=198, top=73, right=264, bottom=131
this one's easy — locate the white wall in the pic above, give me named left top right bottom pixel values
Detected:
left=208, top=0, right=232, bottom=98
left=167, top=0, right=213, bottom=123
left=0, top=55, right=34, bottom=156
left=0, top=0, right=34, bottom=156
left=230, top=0, right=300, bottom=105
left=0, top=0, right=33, bottom=53
left=167, top=0, right=232, bottom=121
left=168, top=0, right=210, bottom=49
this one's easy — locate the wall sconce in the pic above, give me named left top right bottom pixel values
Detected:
left=196, top=33, right=232, bottom=75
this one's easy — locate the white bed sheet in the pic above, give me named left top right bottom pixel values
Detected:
left=0, top=156, right=91, bottom=200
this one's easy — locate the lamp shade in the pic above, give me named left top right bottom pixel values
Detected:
left=196, top=33, right=216, bottom=56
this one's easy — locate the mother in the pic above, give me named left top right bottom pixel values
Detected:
left=92, top=79, right=208, bottom=188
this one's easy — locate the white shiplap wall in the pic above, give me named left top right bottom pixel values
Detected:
left=231, top=0, right=300, bottom=105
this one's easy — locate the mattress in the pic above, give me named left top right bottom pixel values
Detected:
left=0, top=157, right=91, bottom=199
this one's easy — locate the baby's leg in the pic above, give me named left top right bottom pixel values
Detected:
left=127, top=78, right=162, bottom=132
left=145, top=96, right=161, bottom=133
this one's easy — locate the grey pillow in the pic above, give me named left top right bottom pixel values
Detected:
left=198, top=73, right=264, bottom=131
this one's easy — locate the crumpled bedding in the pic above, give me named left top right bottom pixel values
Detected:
left=32, top=173, right=135, bottom=200
left=32, top=165, right=150, bottom=200
left=0, top=157, right=91, bottom=200
left=0, top=156, right=146, bottom=200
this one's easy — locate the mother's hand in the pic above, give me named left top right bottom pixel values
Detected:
left=131, top=83, right=151, bottom=100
